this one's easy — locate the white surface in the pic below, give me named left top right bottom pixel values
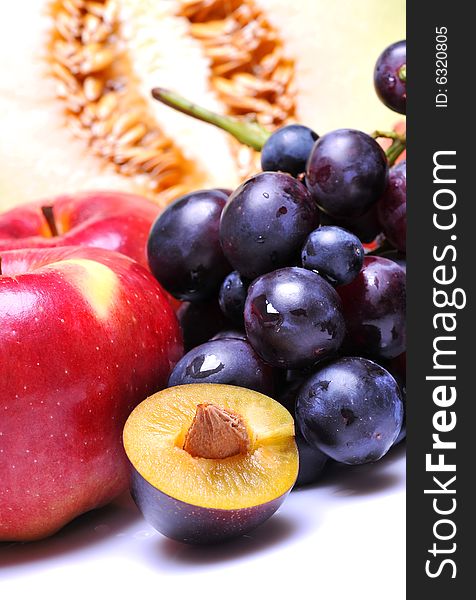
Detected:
left=0, top=446, right=405, bottom=600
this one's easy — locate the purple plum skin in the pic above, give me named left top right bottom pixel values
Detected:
left=130, top=469, right=290, bottom=545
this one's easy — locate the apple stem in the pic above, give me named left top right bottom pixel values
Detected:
left=41, top=205, right=59, bottom=237
left=0, top=256, right=2, bottom=276
left=151, top=87, right=271, bottom=151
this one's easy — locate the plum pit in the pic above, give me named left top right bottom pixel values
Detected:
left=183, top=403, right=250, bottom=459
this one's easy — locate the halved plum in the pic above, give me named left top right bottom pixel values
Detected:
left=123, top=384, right=298, bottom=544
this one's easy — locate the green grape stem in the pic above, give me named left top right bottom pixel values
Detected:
left=151, top=87, right=406, bottom=165
left=372, top=130, right=406, bottom=166
left=371, top=130, right=405, bottom=142
left=151, top=87, right=271, bottom=151
left=385, top=137, right=406, bottom=166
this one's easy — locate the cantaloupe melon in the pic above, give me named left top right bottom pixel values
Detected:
left=0, top=0, right=405, bottom=212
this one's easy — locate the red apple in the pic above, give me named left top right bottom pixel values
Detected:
left=0, top=245, right=182, bottom=541
left=0, top=191, right=160, bottom=268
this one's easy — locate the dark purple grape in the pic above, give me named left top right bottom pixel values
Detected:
left=337, top=256, right=406, bottom=359
left=261, top=124, right=319, bottom=177
left=306, top=129, right=388, bottom=219
left=244, top=267, right=345, bottom=369
left=218, top=271, right=249, bottom=326
left=372, top=352, right=406, bottom=445
left=220, top=172, right=320, bottom=279
left=390, top=351, right=406, bottom=383
left=302, top=226, right=364, bottom=286
left=374, top=40, right=406, bottom=114
left=395, top=408, right=406, bottom=444
left=319, top=204, right=382, bottom=244
left=378, top=161, right=406, bottom=252
left=278, top=381, right=328, bottom=486
left=210, top=330, right=247, bottom=341
left=147, top=189, right=230, bottom=301
left=215, top=188, right=233, bottom=196
left=388, top=352, right=406, bottom=444
left=296, top=357, right=404, bottom=464
left=167, top=338, right=274, bottom=395
left=177, top=299, right=231, bottom=352
left=379, top=249, right=406, bottom=272
left=294, top=433, right=329, bottom=486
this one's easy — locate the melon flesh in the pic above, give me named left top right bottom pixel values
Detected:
left=0, top=3, right=138, bottom=211
left=256, top=0, right=406, bottom=133
left=0, top=0, right=405, bottom=212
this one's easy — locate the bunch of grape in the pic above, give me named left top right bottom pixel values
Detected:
left=148, top=40, right=407, bottom=485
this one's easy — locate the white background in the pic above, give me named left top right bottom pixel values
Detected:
left=0, top=446, right=405, bottom=600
